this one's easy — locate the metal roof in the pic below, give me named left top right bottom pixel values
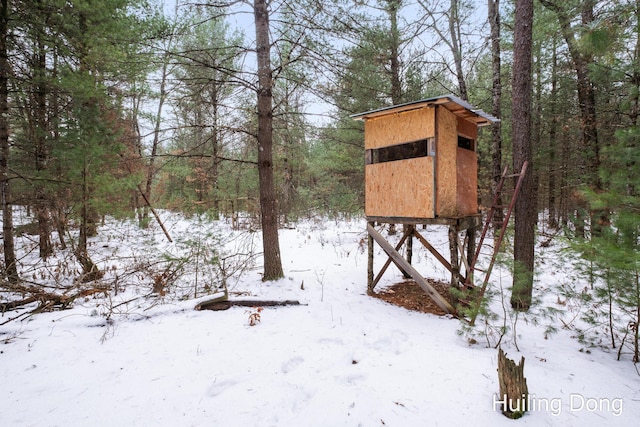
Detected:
left=350, top=94, right=499, bottom=126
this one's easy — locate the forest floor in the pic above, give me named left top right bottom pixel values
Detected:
left=0, top=211, right=639, bottom=426
left=373, top=279, right=449, bottom=316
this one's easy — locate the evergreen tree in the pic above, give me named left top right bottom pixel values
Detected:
left=5, top=0, right=155, bottom=277
left=310, top=0, right=431, bottom=216
left=0, top=0, right=18, bottom=283
left=510, top=0, right=535, bottom=310
left=254, top=0, right=284, bottom=281
left=171, top=7, right=243, bottom=214
left=570, top=0, right=640, bottom=362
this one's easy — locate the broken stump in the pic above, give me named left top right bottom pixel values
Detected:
left=497, top=347, right=529, bottom=419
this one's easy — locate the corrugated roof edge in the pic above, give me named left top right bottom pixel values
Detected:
left=350, top=94, right=500, bottom=125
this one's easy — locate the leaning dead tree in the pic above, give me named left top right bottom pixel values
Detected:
left=0, top=282, right=104, bottom=325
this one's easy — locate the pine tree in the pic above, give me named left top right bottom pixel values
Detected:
left=0, top=0, right=18, bottom=283
left=568, top=0, right=640, bottom=361
left=172, top=7, right=243, bottom=214
left=254, top=0, right=284, bottom=281
left=510, top=0, right=536, bottom=311
left=7, top=0, right=154, bottom=277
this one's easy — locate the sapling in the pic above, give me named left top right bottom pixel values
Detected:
left=315, top=268, right=326, bottom=302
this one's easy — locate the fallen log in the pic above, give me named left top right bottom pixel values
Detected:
left=0, top=287, right=74, bottom=313
left=0, top=296, right=38, bottom=311
left=195, top=299, right=304, bottom=311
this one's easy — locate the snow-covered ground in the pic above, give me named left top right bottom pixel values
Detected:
left=1, top=213, right=638, bottom=426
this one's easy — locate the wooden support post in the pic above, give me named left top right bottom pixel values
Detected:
left=367, top=221, right=374, bottom=294
left=455, top=234, right=472, bottom=282
left=497, top=347, right=529, bottom=419
left=403, top=224, right=413, bottom=278
left=449, top=225, right=460, bottom=288
left=455, top=227, right=476, bottom=287
left=466, top=226, right=476, bottom=284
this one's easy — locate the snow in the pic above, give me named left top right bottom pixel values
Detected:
left=1, top=214, right=639, bottom=426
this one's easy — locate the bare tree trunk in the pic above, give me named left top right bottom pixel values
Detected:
left=560, top=121, right=570, bottom=227
left=511, top=0, right=535, bottom=311
left=130, top=91, right=144, bottom=225
left=0, top=0, right=18, bottom=283
left=488, top=0, right=503, bottom=230
left=143, top=52, right=170, bottom=227
left=211, top=94, right=221, bottom=216
left=50, top=46, right=68, bottom=249
left=33, top=6, right=52, bottom=258
left=548, top=39, right=559, bottom=229
left=52, top=202, right=67, bottom=250
left=533, top=42, right=542, bottom=210
left=76, top=159, right=102, bottom=282
left=449, top=0, right=467, bottom=100
left=70, top=11, right=102, bottom=282
left=388, top=0, right=402, bottom=104
left=279, top=90, right=298, bottom=222
left=254, top=0, right=283, bottom=281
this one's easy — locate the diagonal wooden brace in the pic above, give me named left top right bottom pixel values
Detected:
left=367, top=224, right=456, bottom=315
left=412, top=228, right=467, bottom=285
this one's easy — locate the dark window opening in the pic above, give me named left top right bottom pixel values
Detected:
left=458, top=135, right=475, bottom=151
left=366, top=138, right=434, bottom=165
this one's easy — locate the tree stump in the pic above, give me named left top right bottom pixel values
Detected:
left=497, top=347, right=529, bottom=419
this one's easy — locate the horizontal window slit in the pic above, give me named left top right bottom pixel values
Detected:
left=366, top=138, right=434, bottom=165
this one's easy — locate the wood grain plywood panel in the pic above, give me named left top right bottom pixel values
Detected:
left=436, top=106, right=458, bottom=217
left=365, top=107, right=435, bottom=149
left=457, top=116, right=478, bottom=140
left=456, top=147, right=478, bottom=215
left=365, top=157, right=434, bottom=218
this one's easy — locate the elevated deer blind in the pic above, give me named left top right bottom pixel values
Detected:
left=352, top=94, right=499, bottom=316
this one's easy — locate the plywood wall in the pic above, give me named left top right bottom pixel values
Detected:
left=365, top=107, right=435, bottom=149
left=365, top=157, right=434, bottom=218
left=456, top=147, right=478, bottom=215
left=436, top=106, right=458, bottom=217
left=457, top=116, right=478, bottom=140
